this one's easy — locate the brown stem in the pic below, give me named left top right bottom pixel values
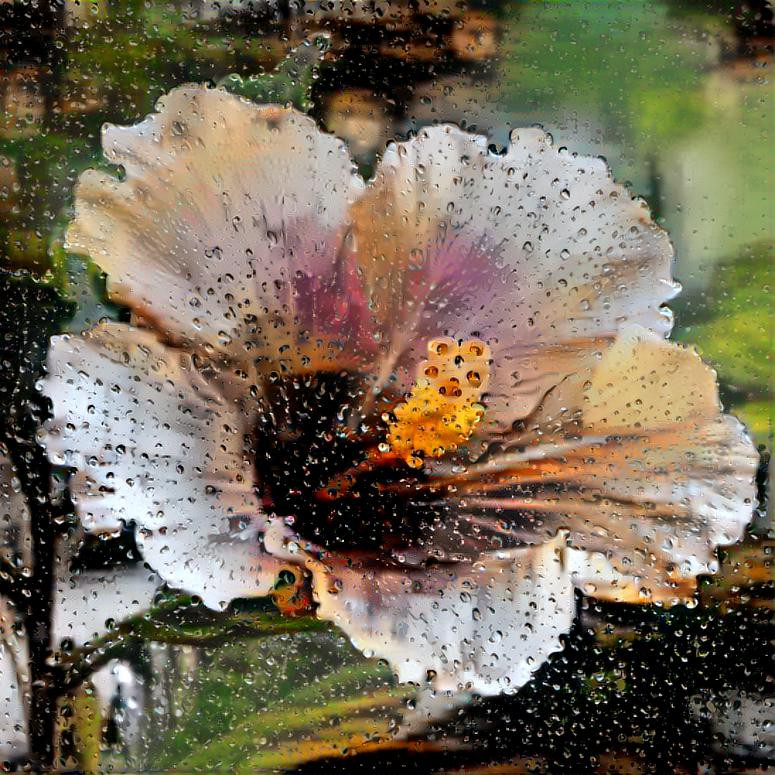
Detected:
left=4, top=425, right=60, bottom=769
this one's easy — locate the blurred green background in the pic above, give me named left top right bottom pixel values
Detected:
left=0, top=0, right=771, bottom=771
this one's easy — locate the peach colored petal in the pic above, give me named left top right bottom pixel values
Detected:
left=306, top=533, right=575, bottom=695
left=350, top=125, right=677, bottom=425
left=66, top=86, right=364, bottom=361
left=569, top=328, right=757, bottom=601
left=453, top=327, right=758, bottom=604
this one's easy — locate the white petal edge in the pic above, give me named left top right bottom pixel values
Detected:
left=66, top=85, right=363, bottom=358
left=41, top=322, right=283, bottom=608
left=307, top=533, right=575, bottom=696
left=0, top=596, right=27, bottom=762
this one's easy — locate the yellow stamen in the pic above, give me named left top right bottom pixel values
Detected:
left=386, top=337, right=490, bottom=467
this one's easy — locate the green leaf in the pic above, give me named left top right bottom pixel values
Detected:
left=63, top=594, right=328, bottom=688
left=147, top=630, right=404, bottom=772
left=218, top=35, right=331, bottom=112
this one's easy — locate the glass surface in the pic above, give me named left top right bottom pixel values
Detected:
left=0, top=1, right=772, bottom=772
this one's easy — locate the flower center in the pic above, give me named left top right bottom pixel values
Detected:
left=383, top=337, right=490, bottom=468
left=250, top=339, right=489, bottom=553
left=251, top=370, right=424, bottom=551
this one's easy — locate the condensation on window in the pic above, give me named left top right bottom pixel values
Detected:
left=0, top=1, right=772, bottom=772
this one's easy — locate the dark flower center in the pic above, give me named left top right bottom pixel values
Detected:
left=250, top=371, right=446, bottom=552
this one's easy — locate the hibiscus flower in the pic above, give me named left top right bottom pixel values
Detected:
left=41, top=85, right=758, bottom=697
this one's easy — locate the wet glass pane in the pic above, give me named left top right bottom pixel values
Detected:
left=0, top=1, right=772, bottom=772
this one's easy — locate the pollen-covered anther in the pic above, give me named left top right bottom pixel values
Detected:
left=386, top=337, right=491, bottom=468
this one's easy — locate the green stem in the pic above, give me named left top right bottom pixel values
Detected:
left=57, top=596, right=327, bottom=692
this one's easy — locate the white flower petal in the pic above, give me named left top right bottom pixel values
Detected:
left=41, top=322, right=281, bottom=606
left=308, top=534, right=575, bottom=695
left=699, top=690, right=775, bottom=760
left=135, top=524, right=281, bottom=610
left=43, top=323, right=252, bottom=531
left=351, top=125, right=677, bottom=423
left=66, top=85, right=362, bottom=358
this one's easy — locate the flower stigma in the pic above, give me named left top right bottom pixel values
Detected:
left=384, top=338, right=490, bottom=468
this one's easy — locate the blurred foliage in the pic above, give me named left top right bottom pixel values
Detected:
left=500, top=0, right=722, bottom=148
left=219, top=35, right=330, bottom=111
left=147, top=631, right=400, bottom=772
left=56, top=685, right=102, bottom=774
left=674, top=241, right=773, bottom=441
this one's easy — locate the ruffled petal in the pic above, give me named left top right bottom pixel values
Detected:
left=307, top=534, right=575, bottom=695
left=350, top=125, right=677, bottom=424
left=135, top=524, right=277, bottom=610
left=457, top=327, right=758, bottom=604
left=66, top=85, right=363, bottom=361
left=567, top=327, right=758, bottom=601
left=41, top=323, right=284, bottom=607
